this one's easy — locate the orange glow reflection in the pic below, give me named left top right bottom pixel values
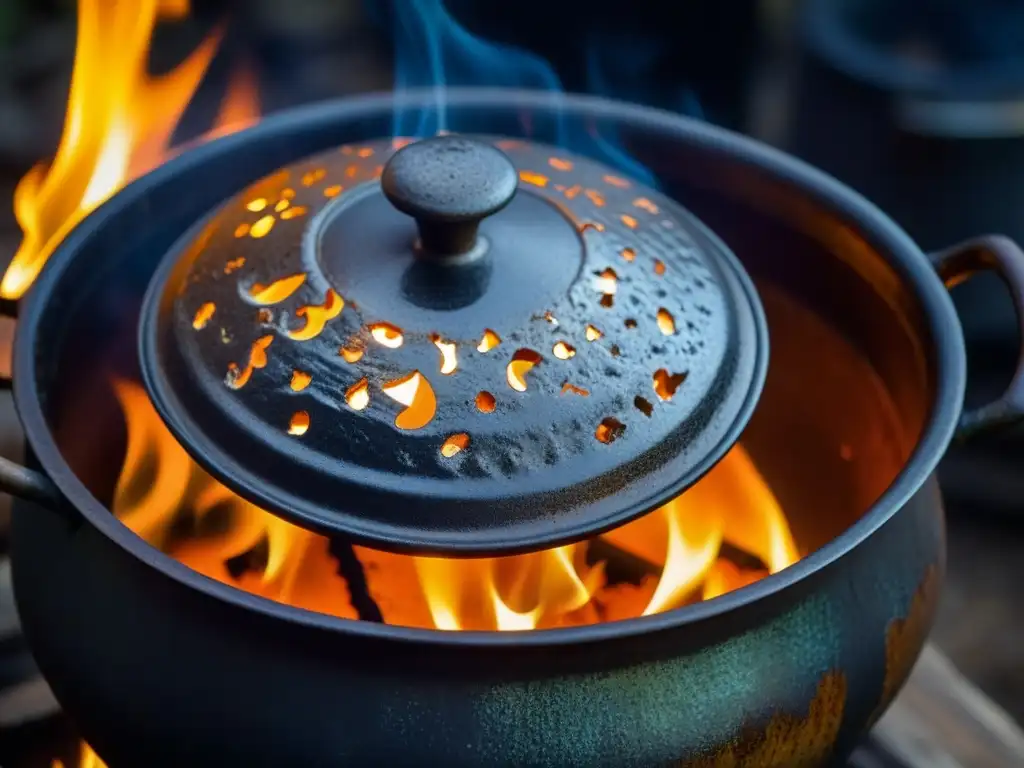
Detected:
left=4, top=0, right=260, bottom=300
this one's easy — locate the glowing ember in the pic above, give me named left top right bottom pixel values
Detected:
left=519, top=170, right=549, bottom=187
left=288, top=411, right=311, bottom=436
left=225, top=335, right=273, bottom=390
left=381, top=371, right=436, bottom=430
left=430, top=334, right=459, bottom=374
left=250, top=214, right=276, bottom=238
left=345, top=378, right=370, bottom=411
left=289, top=370, right=312, bottom=392
left=339, top=343, right=364, bottom=363
left=506, top=348, right=543, bottom=392
left=286, top=289, right=344, bottom=341
left=595, top=416, right=626, bottom=444
left=653, top=368, right=687, bottom=401
left=594, top=268, right=618, bottom=295
left=477, top=328, right=501, bottom=352
left=633, top=197, right=659, bottom=214
left=370, top=322, right=404, bottom=348
left=440, top=433, right=470, bottom=458
left=552, top=341, right=576, bottom=360
left=3, top=0, right=259, bottom=300
left=248, top=273, right=306, bottom=305
left=656, top=308, right=676, bottom=336
left=302, top=168, right=326, bottom=187
left=561, top=382, right=590, bottom=397
left=191, top=302, right=215, bottom=330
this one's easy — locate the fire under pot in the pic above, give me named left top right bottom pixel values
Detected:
left=3, top=90, right=1024, bottom=767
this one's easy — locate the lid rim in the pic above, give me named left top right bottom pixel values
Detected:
left=139, top=207, right=768, bottom=557
left=138, top=136, right=769, bottom=556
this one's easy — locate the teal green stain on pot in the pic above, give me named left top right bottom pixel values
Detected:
left=475, top=589, right=847, bottom=766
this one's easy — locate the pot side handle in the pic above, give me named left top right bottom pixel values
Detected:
left=0, top=455, right=64, bottom=511
left=0, top=296, right=67, bottom=514
left=930, top=235, right=1024, bottom=439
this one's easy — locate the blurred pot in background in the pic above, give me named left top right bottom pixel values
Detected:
left=224, top=0, right=389, bottom=108
left=416, top=0, right=761, bottom=128
left=788, top=0, right=1024, bottom=519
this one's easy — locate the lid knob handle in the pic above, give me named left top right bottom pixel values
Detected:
left=382, top=135, right=518, bottom=260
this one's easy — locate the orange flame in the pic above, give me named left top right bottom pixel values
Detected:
left=603, top=448, right=799, bottom=615
left=112, top=380, right=357, bottom=618
left=109, top=376, right=799, bottom=633
left=3, top=0, right=260, bottom=300
left=410, top=544, right=603, bottom=631
left=53, top=742, right=105, bottom=768
left=36, top=4, right=259, bottom=763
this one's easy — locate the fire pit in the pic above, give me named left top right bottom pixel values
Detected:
left=3, top=89, right=1024, bottom=767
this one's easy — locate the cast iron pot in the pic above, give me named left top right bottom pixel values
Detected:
left=4, top=90, right=1024, bottom=767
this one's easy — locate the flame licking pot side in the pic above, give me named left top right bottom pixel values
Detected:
left=2, top=0, right=258, bottom=300
left=5, top=4, right=250, bottom=766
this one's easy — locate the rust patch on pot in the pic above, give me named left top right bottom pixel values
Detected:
left=870, top=564, right=940, bottom=723
left=683, top=669, right=847, bottom=767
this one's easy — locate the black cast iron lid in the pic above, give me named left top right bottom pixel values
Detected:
left=139, top=134, right=767, bottom=556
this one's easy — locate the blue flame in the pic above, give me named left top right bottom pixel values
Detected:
left=383, top=0, right=663, bottom=186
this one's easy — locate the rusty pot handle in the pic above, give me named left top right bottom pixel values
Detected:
left=930, top=235, right=1024, bottom=439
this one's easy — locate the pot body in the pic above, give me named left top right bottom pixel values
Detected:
left=5, top=91, right=1001, bottom=766
left=12, top=483, right=943, bottom=767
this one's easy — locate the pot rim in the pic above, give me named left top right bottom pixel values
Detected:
left=13, top=88, right=965, bottom=648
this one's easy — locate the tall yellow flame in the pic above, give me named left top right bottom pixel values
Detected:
left=53, top=742, right=105, bottom=768
left=412, top=544, right=603, bottom=631
left=4, top=0, right=258, bottom=300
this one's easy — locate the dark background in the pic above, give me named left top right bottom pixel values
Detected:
left=0, top=0, right=1020, bottom=741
